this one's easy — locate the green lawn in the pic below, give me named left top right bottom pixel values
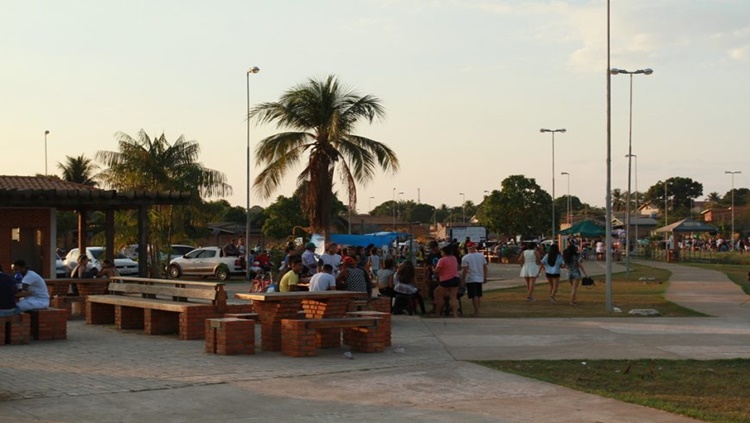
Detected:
left=475, top=359, right=750, bottom=423
left=479, top=263, right=705, bottom=318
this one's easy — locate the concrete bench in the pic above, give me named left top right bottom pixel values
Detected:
left=86, top=280, right=251, bottom=340
left=280, top=316, right=386, bottom=357
left=1, top=313, right=31, bottom=345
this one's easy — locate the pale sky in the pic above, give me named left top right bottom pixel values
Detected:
left=2, top=0, right=748, bottom=212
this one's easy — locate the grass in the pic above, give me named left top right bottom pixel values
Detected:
left=475, top=359, right=750, bottom=423
left=479, top=263, right=706, bottom=318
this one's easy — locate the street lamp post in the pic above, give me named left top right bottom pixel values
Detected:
left=369, top=196, right=374, bottom=211
left=245, top=66, right=260, bottom=280
left=540, top=128, right=566, bottom=241
left=561, top=172, right=571, bottom=224
left=396, top=191, right=404, bottom=230
left=626, top=154, right=638, bottom=255
left=611, top=67, right=653, bottom=279
left=664, top=180, right=670, bottom=249
left=605, top=0, right=613, bottom=313
left=44, top=130, right=50, bottom=175
left=392, top=188, right=396, bottom=229
left=459, top=192, right=465, bottom=223
left=726, top=171, right=741, bottom=249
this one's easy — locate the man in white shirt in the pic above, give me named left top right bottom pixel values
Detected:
left=13, top=260, right=50, bottom=312
left=301, top=242, right=318, bottom=276
left=309, top=264, right=336, bottom=292
left=318, top=242, right=342, bottom=276
left=460, top=242, right=488, bottom=317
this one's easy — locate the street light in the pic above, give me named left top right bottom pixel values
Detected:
left=726, top=171, right=741, bottom=249
left=561, top=172, right=571, bottom=224
left=459, top=192, right=465, bottom=223
left=369, top=196, right=374, bottom=211
left=540, top=128, right=566, bottom=241
left=245, top=66, right=260, bottom=280
left=605, top=0, right=613, bottom=313
left=612, top=67, right=653, bottom=279
left=396, top=191, right=404, bottom=230
left=44, top=130, right=50, bottom=175
left=392, top=188, right=396, bottom=229
left=626, top=154, right=638, bottom=256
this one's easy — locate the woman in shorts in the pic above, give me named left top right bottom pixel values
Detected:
left=540, top=244, right=563, bottom=304
left=563, top=244, right=588, bottom=306
left=433, top=245, right=460, bottom=317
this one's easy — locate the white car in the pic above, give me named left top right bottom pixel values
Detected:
left=121, top=244, right=197, bottom=261
left=168, top=246, right=245, bottom=281
left=64, top=247, right=140, bottom=276
left=55, top=254, right=68, bottom=278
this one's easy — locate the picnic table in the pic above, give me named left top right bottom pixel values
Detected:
left=234, top=291, right=365, bottom=352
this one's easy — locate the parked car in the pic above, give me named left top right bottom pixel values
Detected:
left=55, top=254, right=68, bottom=278
left=121, top=244, right=197, bottom=261
left=168, top=246, right=245, bottom=281
left=64, top=247, right=139, bottom=276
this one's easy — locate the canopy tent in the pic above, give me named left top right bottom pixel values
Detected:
left=655, top=218, right=717, bottom=233
left=328, top=232, right=410, bottom=247
left=558, top=220, right=606, bottom=237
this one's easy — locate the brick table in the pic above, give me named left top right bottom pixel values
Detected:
left=235, top=291, right=363, bottom=352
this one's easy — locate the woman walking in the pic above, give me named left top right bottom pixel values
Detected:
left=540, top=244, right=563, bottom=304
left=433, top=245, right=460, bottom=317
left=518, top=242, right=541, bottom=301
left=563, top=244, right=588, bottom=306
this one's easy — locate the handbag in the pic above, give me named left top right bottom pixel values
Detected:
left=581, top=277, right=595, bottom=286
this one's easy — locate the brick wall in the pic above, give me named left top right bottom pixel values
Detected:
left=205, top=318, right=255, bottom=355
left=29, top=308, right=67, bottom=340
left=1, top=313, right=31, bottom=345
left=0, top=208, right=52, bottom=277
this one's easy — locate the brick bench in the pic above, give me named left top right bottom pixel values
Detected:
left=280, top=317, right=385, bottom=357
left=47, top=279, right=109, bottom=319
left=346, top=310, right=391, bottom=347
left=1, top=313, right=31, bottom=345
left=86, top=279, right=252, bottom=340
left=205, top=318, right=255, bottom=355
left=29, top=308, right=68, bottom=340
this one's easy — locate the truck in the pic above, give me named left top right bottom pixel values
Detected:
left=449, top=226, right=488, bottom=243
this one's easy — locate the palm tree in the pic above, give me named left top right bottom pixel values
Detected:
left=706, top=192, right=722, bottom=208
left=96, top=130, right=231, bottom=265
left=57, top=155, right=99, bottom=186
left=249, top=75, right=399, bottom=237
left=612, top=188, right=625, bottom=212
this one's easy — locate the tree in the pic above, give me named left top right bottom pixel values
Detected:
left=611, top=188, right=625, bottom=212
left=262, top=195, right=308, bottom=239
left=706, top=192, right=723, bottom=207
left=475, top=175, right=553, bottom=239
left=645, top=177, right=703, bottom=213
left=96, top=130, right=231, bottom=265
left=249, top=75, right=399, bottom=238
left=57, top=155, right=99, bottom=186
left=723, top=188, right=750, bottom=207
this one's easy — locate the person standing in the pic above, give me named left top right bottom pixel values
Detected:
left=540, top=244, right=563, bottom=304
left=301, top=242, right=319, bottom=276
left=425, top=240, right=442, bottom=314
left=433, top=245, right=460, bottom=318
left=318, top=242, right=342, bottom=277
left=13, top=260, right=49, bottom=312
left=375, top=257, right=396, bottom=298
left=563, top=244, right=588, bottom=306
left=518, top=242, right=541, bottom=302
left=367, top=247, right=381, bottom=278
left=460, top=242, right=488, bottom=317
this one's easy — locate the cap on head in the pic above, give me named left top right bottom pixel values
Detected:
left=306, top=242, right=316, bottom=249
left=466, top=242, right=476, bottom=249
left=342, top=256, right=356, bottom=265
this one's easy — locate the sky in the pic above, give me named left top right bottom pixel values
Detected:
left=2, top=0, right=749, bottom=213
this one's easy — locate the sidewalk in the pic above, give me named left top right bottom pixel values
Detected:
left=1, top=261, right=748, bottom=422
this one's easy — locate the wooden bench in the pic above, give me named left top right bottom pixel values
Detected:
left=280, top=316, right=386, bottom=357
left=86, top=278, right=251, bottom=340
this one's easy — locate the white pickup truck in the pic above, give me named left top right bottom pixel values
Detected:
left=167, top=246, right=245, bottom=281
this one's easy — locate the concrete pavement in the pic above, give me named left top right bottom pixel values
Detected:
left=1, top=260, right=747, bottom=422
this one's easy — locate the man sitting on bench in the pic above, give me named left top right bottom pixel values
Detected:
left=0, top=265, right=19, bottom=317
left=12, top=260, right=50, bottom=312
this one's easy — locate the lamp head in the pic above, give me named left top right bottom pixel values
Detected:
left=247, top=66, right=260, bottom=74
left=557, top=129, right=566, bottom=133
left=642, top=68, right=654, bottom=75
left=561, top=171, right=569, bottom=175
left=45, top=130, right=50, bottom=135
left=610, top=68, right=621, bottom=75
left=540, top=128, right=550, bottom=133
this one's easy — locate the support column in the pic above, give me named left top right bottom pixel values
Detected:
left=138, top=205, right=148, bottom=277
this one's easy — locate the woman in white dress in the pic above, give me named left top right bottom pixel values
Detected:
left=518, top=242, right=542, bottom=301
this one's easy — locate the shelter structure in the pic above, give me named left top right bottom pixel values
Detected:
left=0, top=175, right=191, bottom=277
left=558, top=220, right=607, bottom=237
left=654, top=218, right=718, bottom=235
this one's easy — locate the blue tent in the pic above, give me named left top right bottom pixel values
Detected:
left=329, top=232, right=409, bottom=247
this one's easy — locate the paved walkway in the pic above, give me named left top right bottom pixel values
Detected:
left=1, top=261, right=748, bottom=422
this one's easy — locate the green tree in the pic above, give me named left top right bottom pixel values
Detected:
left=57, top=155, right=99, bottom=186
left=611, top=188, right=625, bottom=212
left=262, top=195, right=308, bottom=239
left=706, top=192, right=722, bottom=207
left=476, top=175, right=553, bottom=239
left=249, top=75, right=399, bottom=238
left=405, top=203, right=436, bottom=224
left=723, top=188, right=750, bottom=207
left=645, top=177, right=703, bottom=213
left=96, top=130, right=230, bottom=266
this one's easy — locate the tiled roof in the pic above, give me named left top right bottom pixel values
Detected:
left=0, top=175, right=97, bottom=191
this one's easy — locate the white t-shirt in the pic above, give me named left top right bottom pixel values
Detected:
left=22, top=270, right=49, bottom=300
left=319, top=253, right=342, bottom=276
left=461, top=252, right=487, bottom=283
left=309, top=272, right=336, bottom=292
left=376, top=268, right=395, bottom=289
